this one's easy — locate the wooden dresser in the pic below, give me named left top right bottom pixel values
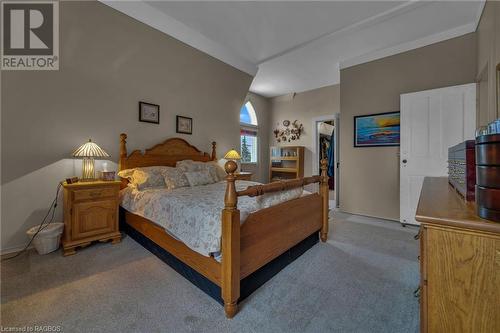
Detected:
left=62, top=180, right=121, bottom=256
left=416, top=177, right=500, bottom=333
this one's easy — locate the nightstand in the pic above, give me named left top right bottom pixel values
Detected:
left=62, top=180, right=121, bottom=256
left=235, top=172, right=253, bottom=181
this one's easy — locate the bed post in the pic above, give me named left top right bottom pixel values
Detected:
left=221, top=160, right=240, bottom=318
left=119, top=133, right=128, bottom=188
left=211, top=142, right=217, bottom=161
left=119, top=133, right=128, bottom=171
left=320, top=158, right=329, bottom=242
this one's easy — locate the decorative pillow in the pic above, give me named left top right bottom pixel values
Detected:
left=207, top=161, right=227, bottom=181
left=163, top=167, right=190, bottom=189
left=117, top=168, right=135, bottom=181
left=184, top=170, right=216, bottom=187
left=176, top=160, right=198, bottom=172
left=117, top=166, right=167, bottom=190
left=176, top=160, right=225, bottom=182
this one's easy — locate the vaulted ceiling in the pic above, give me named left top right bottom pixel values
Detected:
left=102, top=1, right=484, bottom=97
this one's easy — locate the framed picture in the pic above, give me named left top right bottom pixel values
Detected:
left=354, top=111, right=400, bottom=147
left=139, top=101, right=160, bottom=124
left=176, top=116, right=193, bottom=134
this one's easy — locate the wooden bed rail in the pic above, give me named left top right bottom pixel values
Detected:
left=236, top=175, right=321, bottom=197
left=221, top=159, right=329, bottom=318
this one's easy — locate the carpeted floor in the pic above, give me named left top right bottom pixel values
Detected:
left=1, top=211, right=420, bottom=333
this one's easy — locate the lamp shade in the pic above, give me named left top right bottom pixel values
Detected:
left=72, top=139, right=110, bottom=158
left=224, top=149, right=241, bottom=160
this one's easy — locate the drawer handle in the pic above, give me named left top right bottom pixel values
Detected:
left=89, top=191, right=102, bottom=197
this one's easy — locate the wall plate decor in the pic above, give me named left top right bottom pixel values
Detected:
left=176, top=115, right=193, bottom=134
left=273, top=120, right=303, bottom=143
left=139, top=101, right=160, bottom=124
left=354, top=111, right=400, bottom=147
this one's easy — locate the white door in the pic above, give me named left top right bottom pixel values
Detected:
left=400, top=83, right=476, bottom=225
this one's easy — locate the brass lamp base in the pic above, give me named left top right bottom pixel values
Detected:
left=81, top=158, right=95, bottom=181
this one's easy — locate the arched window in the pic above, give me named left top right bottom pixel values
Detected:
left=240, top=101, right=258, bottom=163
left=240, top=101, right=258, bottom=126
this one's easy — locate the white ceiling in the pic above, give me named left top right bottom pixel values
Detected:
left=102, top=1, right=485, bottom=97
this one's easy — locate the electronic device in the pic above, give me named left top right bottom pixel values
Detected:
left=65, top=177, right=79, bottom=184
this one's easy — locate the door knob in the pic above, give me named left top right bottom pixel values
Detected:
left=402, top=159, right=408, bottom=164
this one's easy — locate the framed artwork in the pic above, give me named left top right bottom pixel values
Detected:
left=139, top=101, right=160, bottom=124
left=354, top=111, right=400, bottom=147
left=176, top=116, right=193, bottom=134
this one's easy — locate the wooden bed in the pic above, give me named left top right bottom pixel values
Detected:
left=118, top=133, right=329, bottom=318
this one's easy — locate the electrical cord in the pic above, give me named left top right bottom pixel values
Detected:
left=1, top=182, right=62, bottom=262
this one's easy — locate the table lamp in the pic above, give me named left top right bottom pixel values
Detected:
left=72, top=139, right=110, bottom=181
left=224, top=149, right=241, bottom=175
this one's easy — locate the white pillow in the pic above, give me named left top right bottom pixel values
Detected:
left=176, top=160, right=198, bottom=172
left=117, top=166, right=167, bottom=190
left=184, top=170, right=216, bottom=187
left=163, top=167, right=190, bottom=189
left=207, top=161, right=227, bottom=181
left=176, top=160, right=224, bottom=182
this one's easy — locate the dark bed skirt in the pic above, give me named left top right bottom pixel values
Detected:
left=119, top=210, right=319, bottom=305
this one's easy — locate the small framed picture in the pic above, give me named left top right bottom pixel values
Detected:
left=139, top=101, right=160, bottom=124
left=176, top=115, right=193, bottom=134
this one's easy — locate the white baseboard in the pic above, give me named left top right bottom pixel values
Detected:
left=0, top=244, right=32, bottom=256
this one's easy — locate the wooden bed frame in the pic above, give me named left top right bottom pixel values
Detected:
left=118, top=133, right=329, bottom=318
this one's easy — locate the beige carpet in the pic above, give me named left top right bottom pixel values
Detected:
left=1, top=212, right=419, bottom=332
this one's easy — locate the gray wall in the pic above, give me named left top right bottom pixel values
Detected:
left=269, top=85, right=340, bottom=179
left=476, top=1, right=500, bottom=125
left=1, top=1, right=253, bottom=251
left=339, top=33, right=477, bottom=221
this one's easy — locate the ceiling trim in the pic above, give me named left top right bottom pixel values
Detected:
left=339, top=21, right=476, bottom=70
left=99, top=0, right=258, bottom=76
left=473, top=0, right=486, bottom=31
left=258, top=0, right=428, bottom=65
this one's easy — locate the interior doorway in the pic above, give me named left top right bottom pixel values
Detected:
left=312, top=114, right=339, bottom=208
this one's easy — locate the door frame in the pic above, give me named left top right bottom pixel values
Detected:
left=311, top=113, right=340, bottom=208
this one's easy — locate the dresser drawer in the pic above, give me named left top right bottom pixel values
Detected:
left=73, top=187, right=118, bottom=201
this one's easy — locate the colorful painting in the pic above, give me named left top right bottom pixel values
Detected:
left=354, top=112, right=400, bottom=147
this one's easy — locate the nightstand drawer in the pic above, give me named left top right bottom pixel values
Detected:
left=73, top=187, right=118, bottom=201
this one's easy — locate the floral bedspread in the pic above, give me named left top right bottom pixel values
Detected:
left=120, top=181, right=303, bottom=257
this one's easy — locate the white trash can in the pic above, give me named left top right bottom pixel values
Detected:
left=26, top=223, right=64, bottom=255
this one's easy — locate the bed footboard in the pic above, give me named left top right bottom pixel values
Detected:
left=221, top=159, right=329, bottom=318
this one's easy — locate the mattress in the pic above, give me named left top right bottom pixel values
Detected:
left=120, top=180, right=304, bottom=257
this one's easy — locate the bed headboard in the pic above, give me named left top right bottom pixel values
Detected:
left=119, top=133, right=216, bottom=172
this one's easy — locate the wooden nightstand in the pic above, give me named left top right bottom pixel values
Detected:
left=62, top=180, right=121, bottom=256
left=235, top=172, right=253, bottom=181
